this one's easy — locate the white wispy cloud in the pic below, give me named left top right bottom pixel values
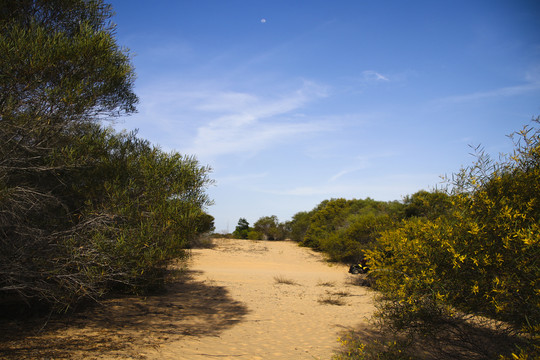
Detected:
left=116, top=79, right=330, bottom=158
left=362, top=70, right=390, bottom=82
left=435, top=82, right=540, bottom=105
left=182, top=80, right=330, bottom=158
left=189, top=120, right=326, bottom=158
left=329, top=169, right=356, bottom=182
left=335, top=70, right=394, bottom=95
left=329, top=152, right=397, bottom=182
left=329, top=163, right=371, bottom=183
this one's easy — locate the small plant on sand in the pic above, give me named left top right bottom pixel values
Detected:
left=317, top=280, right=336, bottom=287
left=273, top=275, right=300, bottom=285
left=318, top=294, right=346, bottom=306
left=318, top=289, right=351, bottom=306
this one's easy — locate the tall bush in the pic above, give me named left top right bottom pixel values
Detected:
left=366, top=119, right=540, bottom=358
left=0, top=0, right=213, bottom=311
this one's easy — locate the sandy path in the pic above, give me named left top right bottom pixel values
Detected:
left=148, top=238, right=375, bottom=360
left=0, top=239, right=375, bottom=359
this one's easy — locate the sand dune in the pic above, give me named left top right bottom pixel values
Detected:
left=146, top=238, right=375, bottom=360
left=1, top=238, right=375, bottom=359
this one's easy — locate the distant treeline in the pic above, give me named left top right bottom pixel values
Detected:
left=231, top=191, right=451, bottom=263
left=236, top=121, right=540, bottom=360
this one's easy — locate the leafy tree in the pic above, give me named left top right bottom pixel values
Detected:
left=288, top=211, right=315, bottom=241
left=233, top=218, right=250, bottom=239
left=253, top=215, right=282, bottom=240
left=0, top=0, right=137, bottom=309
left=0, top=0, right=213, bottom=311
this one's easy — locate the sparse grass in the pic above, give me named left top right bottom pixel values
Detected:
left=317, top=280, right=335, bottom=287
left=248, top=244, right=269, bottom=253
left=273, top=275, right=300, bottom=286
left=318, top=294, right=346, bottom=306
left=318, top=289, right=351, bottom=306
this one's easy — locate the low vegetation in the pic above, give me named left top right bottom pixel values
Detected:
left=318, top=294, right=347, bottom=306
left=317, top=280, right=336, bottom=287
left=273, top=275, right=300, bottom=286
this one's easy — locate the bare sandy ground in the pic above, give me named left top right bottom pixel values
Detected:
left=148, top=238, right=375, bottom=360
left=1, top=238, right=375, bottom=359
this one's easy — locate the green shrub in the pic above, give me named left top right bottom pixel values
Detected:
left=297, top=198, right=404, bottom=261
left=320, top=213, right=394, bottom=262
left=247, top=230, right=263, bottom=240
left=365, top=119, right=540, bottom=358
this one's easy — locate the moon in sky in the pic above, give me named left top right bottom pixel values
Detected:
left=260, top=18, right=267, bottom=23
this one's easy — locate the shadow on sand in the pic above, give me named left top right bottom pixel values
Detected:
left=0, top=270, right=249, bottom=359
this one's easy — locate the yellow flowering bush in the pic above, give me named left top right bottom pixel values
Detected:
left=366, top=119, right=539, bottom=358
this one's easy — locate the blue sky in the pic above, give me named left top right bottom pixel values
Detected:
left=108, top=0, right=540, bottom=233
